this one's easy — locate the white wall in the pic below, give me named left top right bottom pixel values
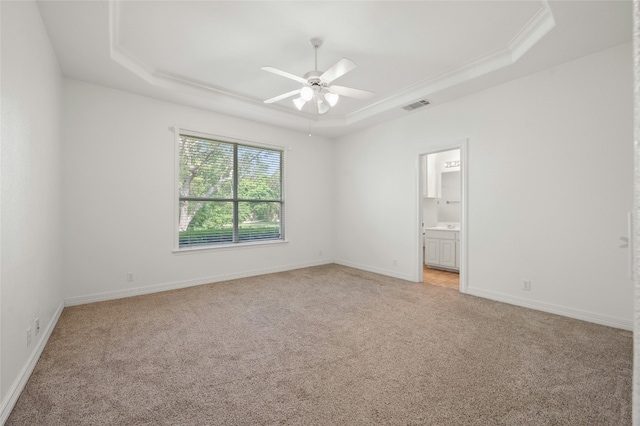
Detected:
left=0, top=0, right=64, bottom=417
left=334, top=43, right=634, bottom=329
left=61, top=80, right=334, bottom=303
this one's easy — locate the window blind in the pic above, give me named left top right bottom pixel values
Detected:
left=178, top=134, right=283, bottom=248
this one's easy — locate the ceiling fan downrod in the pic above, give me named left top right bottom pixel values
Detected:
left=310, top=38, right=322, bottom=72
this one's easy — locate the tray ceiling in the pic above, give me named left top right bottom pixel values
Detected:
left=37, top=1, right=632, bottom=137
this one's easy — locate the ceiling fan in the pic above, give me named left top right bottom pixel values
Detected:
left=261, top=38, right=375, bottom=114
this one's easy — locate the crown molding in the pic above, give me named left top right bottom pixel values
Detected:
left=108, top=0, right=555, bottom=134
left=342, top=1, right=555, bottom=126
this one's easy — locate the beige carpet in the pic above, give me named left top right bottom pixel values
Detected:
left=7, top=264, right=632, bottom=425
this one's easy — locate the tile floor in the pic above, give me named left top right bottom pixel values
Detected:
left=423, top=264, right=459, bottom=290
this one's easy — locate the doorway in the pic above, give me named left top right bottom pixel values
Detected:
left=417, top=141, right=467, bottom=292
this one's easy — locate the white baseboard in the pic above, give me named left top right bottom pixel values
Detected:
left=333, top=259, right=414, bottom=282
left=0, top=301, right=65, bottom=425
left=466, top=286, right=633, bottom=331
left=64, top=259, right=333, bottom=306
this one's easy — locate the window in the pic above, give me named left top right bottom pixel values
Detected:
left=177, top=133, right=284, bottom=248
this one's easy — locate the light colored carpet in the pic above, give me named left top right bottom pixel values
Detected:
left=7, top=264, right=632, bottom=425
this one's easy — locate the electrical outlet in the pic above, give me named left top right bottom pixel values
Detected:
left=35, top=317, right=40, bottom=335
left=26, top=327, right=32, bottom=348
left=523, top=280, right=531, bottom=291
left=393, top=259, right=398, bottom=267
left=127, top=272, right=135, bottom=282
left=319, top=249, right=323, bottom=256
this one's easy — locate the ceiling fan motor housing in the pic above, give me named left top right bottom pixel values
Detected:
left=303, top=71, right=323, bottom=84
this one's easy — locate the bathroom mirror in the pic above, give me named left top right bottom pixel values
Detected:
left=438, top=171, right=461, bottom=222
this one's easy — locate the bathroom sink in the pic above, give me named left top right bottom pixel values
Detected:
left=426, top=226, right=459, bottom=231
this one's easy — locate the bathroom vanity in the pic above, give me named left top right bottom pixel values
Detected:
left=424, top=227, right=460, bottom=272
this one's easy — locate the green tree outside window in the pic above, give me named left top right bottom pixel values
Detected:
left=178, top=135, right=283, bottom=247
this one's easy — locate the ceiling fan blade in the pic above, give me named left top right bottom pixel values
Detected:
left=320, top=58, right=357, bottom=84
left=264, top=89, right=301, bottom=104
left=261, top=67, right=307, bottom=84
left=328, top=85, right=375, bottom=100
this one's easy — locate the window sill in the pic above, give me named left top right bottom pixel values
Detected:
left=173, top=239, right=289, bottom=255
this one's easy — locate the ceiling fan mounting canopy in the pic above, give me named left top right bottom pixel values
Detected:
left=309, top=37, right=322, bottom=50
left=261, top=37, right=375, bottom=114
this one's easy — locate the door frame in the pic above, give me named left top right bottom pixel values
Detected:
left=416, top=139, right=468, bottom=292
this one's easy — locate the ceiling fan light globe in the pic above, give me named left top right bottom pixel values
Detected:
left=293, top=97, right=306, bottom=110
left=317, top=99, right=329, bottom=115
left=300, top=86, right=314, bottom=101
left=324, top=92, right=339, bottom=107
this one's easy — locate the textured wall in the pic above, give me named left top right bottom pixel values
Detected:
left=0, top=0, right=64, bottom=414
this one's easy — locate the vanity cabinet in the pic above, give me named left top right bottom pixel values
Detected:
left=425, top=238, right=440, bottom=265
left=425, top=229, right=459, bottom=271
left=439, top=239, right=456, bottom=268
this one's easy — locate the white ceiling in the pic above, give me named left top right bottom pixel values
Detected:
left=37, top=0, right=632, bottom=138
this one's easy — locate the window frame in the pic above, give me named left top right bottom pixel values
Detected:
left=173, top=127, right=287, bottom=253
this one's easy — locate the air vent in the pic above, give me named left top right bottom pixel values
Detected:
left=402, top=99, right=431, bottom=111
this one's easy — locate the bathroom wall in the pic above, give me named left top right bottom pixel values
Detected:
left=422, top=149, right=461, bottom=229
left=438, top=170, right=461, bottom=223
